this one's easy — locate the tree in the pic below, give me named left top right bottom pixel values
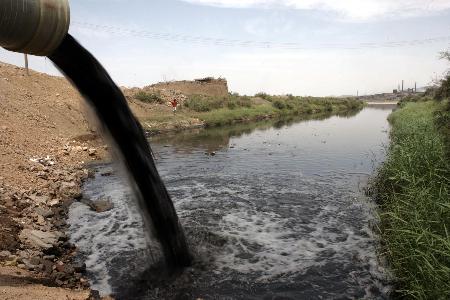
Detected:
left=436, top=51, right=450, bottom=100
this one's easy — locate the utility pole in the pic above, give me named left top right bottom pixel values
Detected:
left=24, top=54, right=29, bottom=76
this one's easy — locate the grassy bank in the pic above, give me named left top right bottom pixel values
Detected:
left=372, top=100, right=450, bottom=299
left=141, top=93, right=364, bottom=132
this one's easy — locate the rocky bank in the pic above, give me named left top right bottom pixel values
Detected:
left=0, top=61, right=110, bottom=299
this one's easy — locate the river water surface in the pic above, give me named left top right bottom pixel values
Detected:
left=68, top=107, right=393, bottom=299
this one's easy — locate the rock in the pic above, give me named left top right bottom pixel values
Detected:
left=4, top=258, right=18, bottom=266
left=22, top=258, right=39, bottom=270
left=73, top=262, right=86, bottom=273
left=63, top=264, right=75, bottom=275
left=55, top=263, right=65, bottom=273
left=0, top=125, right=8, bottom=131
left=81, top=198, right=114, bottom=213
left=79, top=169, right=90, bottom=180
left=36, top=171, right=48, bottom=179
left=16, top=250, right=29, bottom=260
left=19, top=229, right=61, bottom=249
left=88, top=169, right=95, bottom=178
left=29, top=156, right=56, bottom=166
left=88, top=148, right=97, bottom=156
left=29, top=256, right=41, bottom=265
left=36, top=214, right=46, bottom=226
left=82, top=147, right=88, bottom=151
left=0, top=250, right=12, bottom=260
left=100, top=170, right=113, bottom=177
left=35, top=207, right=54, bottom=218
left=93, top=198, right=114, bottom=213
left=42, top=259, right=53, bottom=274
left=28, top=194, right=50, bottom=204
left=48, top=199, right=60, bottom=206
left=59, top=181, right=82, bottom=199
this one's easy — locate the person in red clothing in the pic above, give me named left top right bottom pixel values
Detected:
left=171, top=98, right=178, bottom=113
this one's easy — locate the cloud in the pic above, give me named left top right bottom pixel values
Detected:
left=243, top=13, right=294, bottom=36
left=179, top=0, right=450, bottom=21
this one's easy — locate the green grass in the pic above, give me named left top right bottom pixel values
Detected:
left=185, top=94, right=364, bottom=127
left=184, top=94, right=252, bottom=112
left=140, top=93, right=364, bottom=133
left=372, top=101, right=450, bottom=299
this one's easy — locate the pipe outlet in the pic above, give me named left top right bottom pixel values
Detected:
left=0, top=0, right=70, bottom=56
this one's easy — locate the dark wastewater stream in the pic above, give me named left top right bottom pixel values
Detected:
left=68, top=106, right=394, bottom=299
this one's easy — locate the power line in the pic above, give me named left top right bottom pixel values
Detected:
left=71, top=21, right=450, bottom=50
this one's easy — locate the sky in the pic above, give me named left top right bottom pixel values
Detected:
left=1, top=0, right=450, bottom=96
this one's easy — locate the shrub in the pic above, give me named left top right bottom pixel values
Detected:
left=435, top=75, right=450, bottom=101
left=227, top=95, right=252, bottom=109
left=272, top=100, right=286, bottom=109
left=226, top=101, right=237, bottom=109
left=184, top=95, right=224, bottom=112
left=185, top=95, right=253, bottom=112
left=135, top=91, right=163, bottom=104
left=255, top=92, right=269, bottom=99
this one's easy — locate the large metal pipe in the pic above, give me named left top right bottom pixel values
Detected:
left=0, top=0, right=70, bottom=56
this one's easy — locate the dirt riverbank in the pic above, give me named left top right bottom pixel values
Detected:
left=0, top=62, right=110, bottom=299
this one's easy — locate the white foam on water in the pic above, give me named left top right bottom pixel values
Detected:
left=67, top=173, right=149, bottom=295
left=166, top=176, right=390, bottom=298
left=211, top=204, right=380, bottom=280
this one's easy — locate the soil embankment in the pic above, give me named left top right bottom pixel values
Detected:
left=0, top=62, right=108, bottom=299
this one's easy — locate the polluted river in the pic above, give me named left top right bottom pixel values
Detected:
left=68, top=106, right=394, bottom=299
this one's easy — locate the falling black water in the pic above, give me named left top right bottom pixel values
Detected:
left=49, top=34, right=191, bottom=270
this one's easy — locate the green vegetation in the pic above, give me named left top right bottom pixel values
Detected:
left=184, top=94, right=252, bottom=112
left=372, top=100, right=450, bottom=298
left=184, top=94, right=364, bottom=127
left=435, top=51, right=450, bottom=101
left=140, top=92, right=363, bottom=133
left=372, top=53, right=450, bottom=299
left=135, top=91, right=164, bottom=104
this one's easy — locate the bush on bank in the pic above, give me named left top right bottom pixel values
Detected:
left=135, top=91, right=164, bottom=104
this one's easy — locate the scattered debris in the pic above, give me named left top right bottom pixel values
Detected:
left=30, top=156, right=56, bottom=166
